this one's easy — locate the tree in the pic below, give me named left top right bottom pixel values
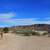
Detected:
left=3, top=27, right=9, bottom=33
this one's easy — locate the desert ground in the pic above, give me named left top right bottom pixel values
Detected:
left=0, top=33, right=50, bottom=50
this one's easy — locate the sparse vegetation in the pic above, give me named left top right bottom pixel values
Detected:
left=32, top=31, right=40, bottom=36
left=3, top=27, right=9, bottom=33
left=16, top=30, right=41, bottom=36
left=24, top=32, right=30, bottom=36
left=16, top=30, right=31, bottom=36
left=42, top=32, right=48, bottom=36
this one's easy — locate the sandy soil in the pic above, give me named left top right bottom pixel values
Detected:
left=0, top=33, right=50, bottom=50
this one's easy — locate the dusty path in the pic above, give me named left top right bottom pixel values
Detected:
left=0, top=33, right=50, bottom=50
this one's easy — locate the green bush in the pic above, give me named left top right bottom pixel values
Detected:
left=3, top=27, right=9, bottom=33
left=42, top=32, right=48, bottom=36
left=32, top=31, right=40, bottom=36
left=24, top=32, right=30, bottom=36
left=32, top=32, right=36, bottom=35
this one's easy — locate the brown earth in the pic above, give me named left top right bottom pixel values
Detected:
left=0, top=33, right=50, bottom=50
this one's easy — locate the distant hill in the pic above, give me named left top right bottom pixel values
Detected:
left=9, top=24, right=49, bottom=31
left=0, top=24, right=50, bottom=31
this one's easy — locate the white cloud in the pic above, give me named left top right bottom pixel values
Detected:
left=0, top=12, right=16, bottom=19
left=0, top=18, right=35, bottom=27
left=0, top=18, right=50, bottom=27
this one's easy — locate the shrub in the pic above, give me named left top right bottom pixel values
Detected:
left=3, top=27, right=9, bottom=33
left=32, top=31, right=40, bottom=36
left=24, top=32, right=30, bottom=36
left=42, top=32, right=48, bottom=36
left=32, top=32, right=36, bottom=35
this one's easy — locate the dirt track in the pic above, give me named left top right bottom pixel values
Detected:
left=0, top=33, right=50, bottom=50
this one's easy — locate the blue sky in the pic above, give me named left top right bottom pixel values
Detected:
left=0, top=0, right=49, bottom=27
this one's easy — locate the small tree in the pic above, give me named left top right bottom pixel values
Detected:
left=3, top=27, right=9, bottom=33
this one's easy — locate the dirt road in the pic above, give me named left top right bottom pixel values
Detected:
left=0, top=33, right=50, bottom=50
